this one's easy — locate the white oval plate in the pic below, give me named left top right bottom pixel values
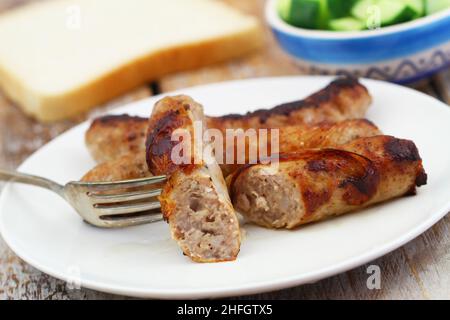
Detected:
left=1, top=76, right=450, bottom=299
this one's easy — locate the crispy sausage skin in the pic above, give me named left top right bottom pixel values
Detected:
left=81, top=153, right=151, bottom=182
left=221, top=118, right=381, bottom=176
left=82, top=118, right=381, bottom=181
left=85, top=77, right=372, bottom=163
left=85, top=115, right=148, bottom=163
left=146, top=95, right=241, bottom=263
left=228, top=135, right=427, bottom=229
left=145, top=95, right=204, bottom=176
left=207, top=77, right=372, bottom=130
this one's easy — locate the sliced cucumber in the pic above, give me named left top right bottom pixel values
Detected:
left=277, top=0, right=329, bottom=29
left=426, top=0, right=450, bottom=15
left=352, top=0, right=414, bottom=27
left=377, top=0, right=414, bottom=25
left=351, top=0, right=377, bottom=21
left=290, top=0, right=321, bottom=29
left=327, top=0, right=357, bottom=18
left=403, top=0, right=425, bottom=18
left=317, top=0, right=330, bottom=29
left=329, top=16, right=366, bottom=31
left=278, top=0, right=438, bottom=31
left=277, top=0, right=292, bottom=21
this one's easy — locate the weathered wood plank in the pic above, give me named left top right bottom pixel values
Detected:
left=407, top=70, right=450, bottom=105
left=432, top=69, right=450, bottom=104
left=250, top=215, right=450, bottom=300
left=0, top=0, right=30, bottom=11
left=409, top=79, right=440, bottom=99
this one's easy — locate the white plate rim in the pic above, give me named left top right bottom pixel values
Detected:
left=1, top=76, right=450, bottom=299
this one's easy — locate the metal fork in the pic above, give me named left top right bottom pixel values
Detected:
left=0, top=169, right=166, bottom=228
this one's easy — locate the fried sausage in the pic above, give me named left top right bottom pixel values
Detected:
left=228, top=135, right=427, bottom=229
left=82, top=117, right=381, bottom=182
left=85, top=115, right=148, bottom=163
left=207, top=76, right=372, bottom=130
left=81, top=153, right=151, bottom=182
left=86, top=77, right=372, bottom=163
left=146, top=95, right=241, bottom=263
left=220, top=118, right=381, bottom=176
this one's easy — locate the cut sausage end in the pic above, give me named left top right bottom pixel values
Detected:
left=232, top=166, right=303, bottom=229
left=163, top=171, right=241, bottom=262
left=231, top=136, right=427, bottom=230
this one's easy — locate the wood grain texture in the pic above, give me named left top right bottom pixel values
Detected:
left=1, top=0, right=450, bottom=300
left=433, top=69, right=450, bottom=104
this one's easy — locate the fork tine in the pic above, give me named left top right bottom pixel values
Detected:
left=88, top=189, right=162, bottom=204
left=71, top=176, right=167, bottom=192
left=100, top=213, right=164, bottom=226
left=94, top=201, right=162, bottom=215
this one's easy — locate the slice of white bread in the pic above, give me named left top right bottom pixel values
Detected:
left=0, top=0, right=263, bottom=122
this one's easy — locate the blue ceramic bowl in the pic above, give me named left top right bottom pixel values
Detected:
left=266, top=0, right=450, bottom=83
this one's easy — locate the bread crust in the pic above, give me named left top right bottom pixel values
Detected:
left=0, top=1, right=263, bottom=122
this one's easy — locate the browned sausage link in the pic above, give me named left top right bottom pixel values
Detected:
left=221, top=118, right=381, bottom=176
left=80, top=153, right=166, bottom=192
left=81, top=153, right=151, bottom=182
left=145, top=95, right=202, bottom=176
left=229, top=135, right=427, bottom=229
left=207, top=77, right=372, bottom=130
left=82, top=117, right=381, bottom=181
left=85, top=77, right=372, bottom=163
left=147, top=95, right=241, bottom=263
left=85, top=115, right=148, bottom=163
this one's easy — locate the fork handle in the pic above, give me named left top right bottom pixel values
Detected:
left=0, top=169, right=64, bottom=196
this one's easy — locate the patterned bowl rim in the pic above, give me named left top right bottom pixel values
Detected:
left=266, top=0, right=450, bottom=40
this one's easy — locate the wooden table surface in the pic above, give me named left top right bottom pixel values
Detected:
left=1, top=0, right=450, bottom=300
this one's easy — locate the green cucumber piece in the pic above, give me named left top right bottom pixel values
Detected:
left=279, top=0, right=430, bottom=31
left=277, top=0, right=292, bottom=21
left=426, top=0, right=450, bottom=15
left=290, top=0, right=321, bottom=29
left=351, top=0, right=377, bottom=21
left=377, top=0, right=413, bottom=25
left=403, top=0, right=425, bottom=18
left=317, top=0, right=330, bottom=29
left=327, top=0, right=358, bottom=18
left=329, top=16, right=366, bottom=31
left=352, top=0, right=414, bottom=27
left=278, top=0, right=329, bottom=29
